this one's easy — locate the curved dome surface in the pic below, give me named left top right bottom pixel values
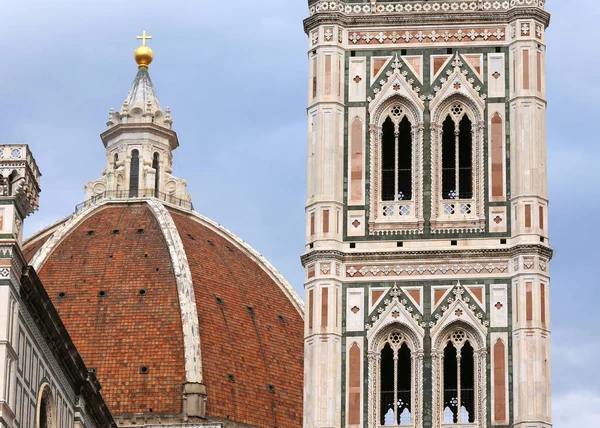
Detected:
left=23, top=199, right=304, bottom=427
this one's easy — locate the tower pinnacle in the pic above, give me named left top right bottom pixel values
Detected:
left=84, top=34, right=191, bottom=207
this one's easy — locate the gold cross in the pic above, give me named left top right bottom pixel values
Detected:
left=136, top=30, right=152, bottom=46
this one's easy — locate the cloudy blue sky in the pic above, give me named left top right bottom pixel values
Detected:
left=0, top=0, right=597, bottom=426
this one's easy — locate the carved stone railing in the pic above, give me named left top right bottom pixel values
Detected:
left=382, top=200, right=414, bottom=218
left=441, top=199, right=475, bottom=218
left=75, top=189, right=194, bottom=213
left=309, top=0, right=545, bottom=16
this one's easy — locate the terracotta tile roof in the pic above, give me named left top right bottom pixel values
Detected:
left=23, top=202, right=304, bottom=427
left=170, top=211, right=304, bottom=427
left=30, top=204, right=186, bottom=415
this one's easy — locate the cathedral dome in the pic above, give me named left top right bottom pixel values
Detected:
left=23, top=198, right=304, bottom=426
left=22, top=35, right=305, bottom=427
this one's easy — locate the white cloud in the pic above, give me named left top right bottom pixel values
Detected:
left=554, top=390, right=600, bottom=427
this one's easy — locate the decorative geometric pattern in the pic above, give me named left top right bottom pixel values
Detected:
left=346, top=262, right=508, bottom=278
left=429, top=284, right=489, bottom=329
left=348, top=28, right=506, bottom=45
left=365, top=284, right=423, bottom=332
left=309, top=0, right=546, bottom=16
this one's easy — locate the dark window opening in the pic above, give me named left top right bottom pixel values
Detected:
left=129, top=149, right=140, bottom=198
left=458, top=116, right=473, bottom=199
left=397, top=116, right=412, bottom=200
left=39, top=392, right=49, bottom=427
left=442, top=115, right=456, bottom=199
left=442, top=114, right=473, bottom=200
left=113, top=153, right=119, bottom=169
left=443, top=340, right=475, bottom=424
left=381, top=116, right=396, bottom=201
left=380, top=341, right=412, bottom=425
left=381, top=114, right=413, bottom=202
left=152, top=152, right=160, bottom=197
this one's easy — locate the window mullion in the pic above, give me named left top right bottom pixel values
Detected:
left=394, top=350, right=399, bottom=425
left=454, top=121, right=460, bottom=199
left=457, top=352, right=462, bottom=424
left=395, top=125, right=400, bottom=203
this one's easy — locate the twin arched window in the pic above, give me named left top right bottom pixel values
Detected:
left=368, top=327, right=422, bottom=427
left=367, top=323, right=485, bottom=428
left=371, top=101, right=422, bottom=231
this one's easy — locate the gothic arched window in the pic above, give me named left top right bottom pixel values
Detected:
left=380, top=338, right=412, bottom=426
left=430, top=97, right=485, bottom=232
left=369, top=98, right=424, bottom=234
left=368, top=325, right=423, bottom=428
left=432, top=324, right=486, bottom=427
left=442, top=332, right=475, bottom=424
left=129, top=149, right=140, bottom=198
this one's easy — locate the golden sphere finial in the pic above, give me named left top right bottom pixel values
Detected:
left=134, top=30, right=154, bottom=69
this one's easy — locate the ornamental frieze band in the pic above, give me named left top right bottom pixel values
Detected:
left=348, top=27, right=506, bottom=45
left=309, top=0, right=546, bottom=16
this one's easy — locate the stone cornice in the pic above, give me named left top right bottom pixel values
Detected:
left=304, top=7, right=550, bottom=34
left=300, top=244, right=553, bottom=266
left=100, top=123, right=179, bottom=150
left=20, top=267, right=116, bottom=427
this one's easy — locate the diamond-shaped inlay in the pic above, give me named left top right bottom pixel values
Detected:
left=352, top=219, right=361, bottom=228
left=351, top=306, right=360, bottom=314
left=494, top=215, right=503, bottom=224
left=353, top=75, right=362, bottom=83
left=492, top=71, right=501, bottom=79
left=495, top=302, right=504, bottom=310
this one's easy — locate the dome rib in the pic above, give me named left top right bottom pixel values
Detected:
left=29, top=200, right=205, bottom=385
left=186, top=209, right=305, bottom=316
left=145, top=199, right=203, bottom=384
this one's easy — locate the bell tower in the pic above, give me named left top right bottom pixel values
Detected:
left=84, top=31, right=191, bottom=205
left=302, top=1, right=552, bottom=428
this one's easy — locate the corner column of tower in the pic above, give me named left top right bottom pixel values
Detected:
left=303, top=19, right=346, bottom=428
left=509, top=11, right=552, bottom=428
left=0, top=145, right=41, bottom=425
